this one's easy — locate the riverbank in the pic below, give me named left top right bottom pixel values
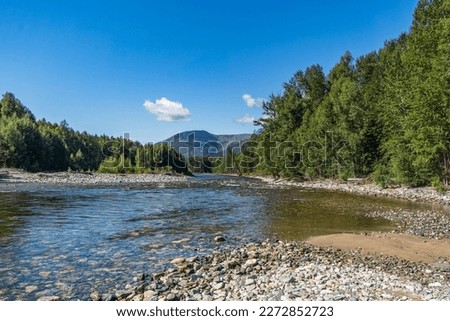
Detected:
left=254, top=176, right=450, bottom=206
left=0, top=168, right=190, bottom=185
left=115, top=239, right=449, bottom=301
left=113, top=207, right=450, bottom=301
left=111, top=175, right=450, bottom=302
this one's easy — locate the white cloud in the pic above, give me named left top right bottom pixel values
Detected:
left=242, top=94, right=264, bottom=108
left=143, top=97, right=191, bottom=122
left=235, top=114, right=255, bottom=125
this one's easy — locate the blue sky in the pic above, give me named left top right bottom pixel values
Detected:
left=0, top=0, right=418, bottom=143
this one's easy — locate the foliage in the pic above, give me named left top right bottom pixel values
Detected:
left=0, top=92, right=189, bottom=174
left=245, top=0, right=450, bottom=188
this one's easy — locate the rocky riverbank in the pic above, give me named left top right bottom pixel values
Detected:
left=0, top=168, right=190, bottom=185
left=109, top=176, right=450, bottom=302
left=366, top=209, right=450, bottom=240
left=112, top=203, right=450, bottom=301
left=255, top=176, right=450, bottom=206
left=114, top=240, right=449, bottom=301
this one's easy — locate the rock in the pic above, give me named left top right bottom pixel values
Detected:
left=193, top=293, right=203, bottom=301
left=186, top=256, right=198, bottom=263
left=142, top=244, right=162, bottom=250
left=170, top=258, right=186, bottom=265
left=214, top=236, right=225, bottom=242
left=143, top=290, right=156, bottom=300
left=38, top=271, right=51, bottom=278
left=131, top=294, right=143, bottom=301
left=105, top=294, right=118, bottom=301
left=244, top=259, right=258, bottom=267
left=90, top=291, right=102, bottom=301
left=190, top=274, right=203, bottom=281
left=213, top=282, right=224, bottom=290
left=428, top=282, right=442, bottom=287
left=166, top=293, right=178, bottom=301
left=172, top=238, right=190, bottom=244
left=114, top=239, right=450, bottom=302
left=116, top=290, right=133, bottom=300
left=25, top=285, right=38, bottom=293
left=222, top=259, right=238, bottom=269
left=281, top=276, right=296, bottom=284
left=37, top=296, right=60, bottom=301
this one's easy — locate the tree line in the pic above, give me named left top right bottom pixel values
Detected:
left=0, top=92, right=189, bottom=174
left=225, top=0, right=449, bottom=189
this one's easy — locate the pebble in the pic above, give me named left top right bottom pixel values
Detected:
left=244, top=259, right=258, bottom=267
left=121, top=240, right=450, bottom=301
left=90, top=291, right=102, bottom=301
left=25, top=285, right=38, bottom=293
left=170, top=258, right=186, bottom=265
left=38, top=271, right=51, bottom=278
left=143, top=290, right=156, bottom=300
left=37, top=296, right=60, bottom=301
left=214, top=236, right=226, bottom=242
left=105, top=294, right=118, bottom=301
left=142, top=244, right=162, bottom=250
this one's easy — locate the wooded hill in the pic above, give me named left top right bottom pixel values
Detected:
left=240, top=0, right=450, bottom=188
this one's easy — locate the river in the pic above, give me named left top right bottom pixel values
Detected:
left=0, top=174, right=435, bottom=300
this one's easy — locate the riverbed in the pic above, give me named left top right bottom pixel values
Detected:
left=0, top=174, right=445, bottom=300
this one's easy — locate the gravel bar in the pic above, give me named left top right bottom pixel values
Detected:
left=0, top=169, right=190, bottom=185
left=115, top=240, right=449, bottom=301
left=256, top=176, right=450, bottom=206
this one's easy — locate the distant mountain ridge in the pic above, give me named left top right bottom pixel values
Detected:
left=159, top=130, right=252, bottom=158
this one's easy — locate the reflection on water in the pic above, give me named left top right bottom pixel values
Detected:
left=0, top=192, right=36, bottom=239
left=0, top=175, right=442, bottom=300
left=264, top=189, right=399, bottom=239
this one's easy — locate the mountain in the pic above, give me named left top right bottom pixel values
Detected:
left=159, top=130, right=252, bottom=158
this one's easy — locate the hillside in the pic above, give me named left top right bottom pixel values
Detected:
left=160, top=130, right=252, bottom=158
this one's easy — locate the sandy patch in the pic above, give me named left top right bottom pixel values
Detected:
left=307, top=233, right=450, bottom=264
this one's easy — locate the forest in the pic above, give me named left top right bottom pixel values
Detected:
left=226, top=0, right=449, bottom=188
left=0, top=92, right=190, bottom=175
left=1, top=0, right=449, bottom=187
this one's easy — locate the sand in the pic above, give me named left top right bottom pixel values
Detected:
left=307, top=233, right=450, bottom=264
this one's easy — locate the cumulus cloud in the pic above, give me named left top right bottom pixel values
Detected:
left=235, top=114, right=255, bottom=125
left=242, top=94, right=264, bottom=108
left=143, top=97, right=191, bottom=122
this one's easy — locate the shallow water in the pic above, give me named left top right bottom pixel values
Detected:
left=0, top=174, right=438, bottom=300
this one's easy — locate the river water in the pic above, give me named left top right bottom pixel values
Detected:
left=0, top=175, right=435, bottom=300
